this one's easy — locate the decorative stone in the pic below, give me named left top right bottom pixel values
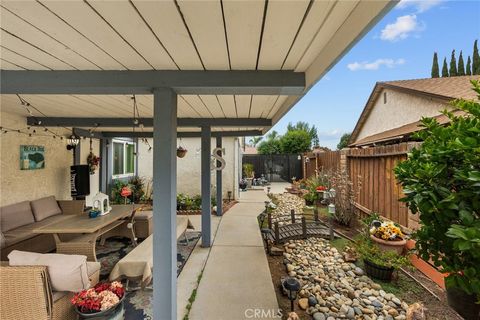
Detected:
left=312, top=312, right=326, bottom=320
left=392, top=297, right=401, bottom=306
left=308, top=296, right=318, bottom=307
left=287, top=312, right=299, bottom=320
left=353, top=267, right=364, bottom=276
left=295, top=298, right=307, bottom=311
left=388, top=308, right=399, bottom=317
left=346, top=307, right=355, bottom=319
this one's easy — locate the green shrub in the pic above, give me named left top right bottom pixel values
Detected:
left=355, top=237, right=410, bottom=270
left=395, top=80, right=480, bottom=301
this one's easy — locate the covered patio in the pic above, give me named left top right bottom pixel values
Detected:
left=0, top=1, right=396, bottom=319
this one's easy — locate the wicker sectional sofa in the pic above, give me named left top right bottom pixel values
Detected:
left=0, top=196, right=85, bottom=260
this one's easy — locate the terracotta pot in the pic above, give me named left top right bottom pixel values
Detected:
left=370, top=234, right=406, bottom=255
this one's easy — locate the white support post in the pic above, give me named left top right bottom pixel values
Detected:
left=152, top=88, right=177, bottom=319
left=201, top=126, right=212, bottom=247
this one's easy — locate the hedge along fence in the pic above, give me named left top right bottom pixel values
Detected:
left=303, top=142, right=422, bottom=230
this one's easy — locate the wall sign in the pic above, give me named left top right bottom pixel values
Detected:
left=20, top=145, right=45, bottom=170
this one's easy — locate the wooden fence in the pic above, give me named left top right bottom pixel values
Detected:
left=303, top=142, right=421, bottom=229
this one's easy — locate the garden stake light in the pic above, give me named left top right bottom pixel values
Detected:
left=282, top=277, right=300, bottom=312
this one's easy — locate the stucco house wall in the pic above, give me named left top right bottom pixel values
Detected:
left=0, top=112, right=72, bottom=206
left=355, top=88, right=451, bottom=141
left=137, top=137, right=240, bottom=200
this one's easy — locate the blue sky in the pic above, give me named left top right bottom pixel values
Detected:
left=270, top=0, right=480, bottom=149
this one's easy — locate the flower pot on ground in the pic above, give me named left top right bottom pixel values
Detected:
left=369, top=219, right=406, bottom=255
left=71, top=281, right=125, bottom=319
left=355, top=237, right=410, bottom=282
left=363, top=258, right=394, bottom=281
left=445, top=281, right=480, bottom=320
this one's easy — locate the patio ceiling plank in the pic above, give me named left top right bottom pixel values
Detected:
left=249, top=95, right=279, bottom=118
left=198, top=95, right=226, bottom=118
left=0, top=30, right=74, bottom=70
left=222, top=0, right=264, bottom=69
left=216, top=95, right=237, bottom=118
left=234, top=95, right=252, bottom=118
left=180, top=95, right=213, bottom=118
left=85, top=0, right=177, bottom=70
left=265, top=95, right=289, bottom=119
left=282, top=0, right=336, bottom=70
left=0, top=47, right=50, bottom=71
left=131, top=0, right=203, bottom=70
left=176, top=0, right=229, bottom=70
left=0, top=7, right=99, bottom=70
left=38, top=0, right=151, bottom=70
left=257, top=0, right=310, bottom=70
left=295, top=0, right=359, bottom=72
left=0, top=59, right=25, bottom=70
left=1, top=1, right=125, bottom=69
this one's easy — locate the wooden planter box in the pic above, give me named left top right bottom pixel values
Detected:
left=406, top=239, right=447, bottom=289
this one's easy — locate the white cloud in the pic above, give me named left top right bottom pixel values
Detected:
left=396, top=0, right=444, bottom=13
left=347, top=58, right=405, bottom=71
left=380, top=14, right=421, bottom=41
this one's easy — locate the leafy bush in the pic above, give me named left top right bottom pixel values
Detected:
left=280, top=130, right=311, bottom=154
left=242, top=163, right=254, bottom=178
left=395, top=80, right=480, bottom=301
left=110, top=176, right=145, bottom=204
left=176, top=194, right=216, bottom=211
left=330, top=169, right=360, bottom=226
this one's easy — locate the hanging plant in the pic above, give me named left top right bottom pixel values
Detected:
left=177, top=146, right=187, bottom=158
left=87, top=152, right=100, bottom=175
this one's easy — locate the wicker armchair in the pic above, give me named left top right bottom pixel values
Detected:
left=0, top=262, right=99, bottom=320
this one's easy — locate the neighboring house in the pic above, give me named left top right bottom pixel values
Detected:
left=349, top=75, right=479, bottom=147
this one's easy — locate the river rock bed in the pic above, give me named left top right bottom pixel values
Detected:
left=270, top=193, right=305, bottom=225
left=282, top=238, right=409, bottom=320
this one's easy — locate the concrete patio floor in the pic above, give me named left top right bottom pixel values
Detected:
left=188, top=188, right=279, bottom=320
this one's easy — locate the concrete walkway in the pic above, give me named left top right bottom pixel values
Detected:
left=189, top=189, right=279, bottom=320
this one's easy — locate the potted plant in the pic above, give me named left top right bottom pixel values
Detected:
left=303, top=192, right=316, bottom=206
left=243, top=163, right=255, bottom=188
left=177, top=146, right=187, bottom=158
left=87, top=152, right=100, bottom=175
left=369, top=219, right=406, bottom=255
left=71, top=281, right=125, bottom=319
left=395, top=81, right=480, bottom=319
left=355, top=238, right=409, bottom=281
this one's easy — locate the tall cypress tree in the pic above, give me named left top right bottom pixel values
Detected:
left=449, top=50, right=457, bottom=77
left=473, top=40, right=480, bottom=75
left=442, top=58, right=449, bottom=77
left=466, top=56, right=472, bottom=75
left=458, top=51, right=465, bottom=76
left=431, top=52, right=439, bottom=78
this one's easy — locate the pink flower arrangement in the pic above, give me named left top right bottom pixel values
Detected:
left=316, top=185, right=327, bottom=192
left=71, top=281, right=125, bottom=313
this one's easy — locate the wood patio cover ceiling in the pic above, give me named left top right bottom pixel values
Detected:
left=0, top=0, right=395, bottom=134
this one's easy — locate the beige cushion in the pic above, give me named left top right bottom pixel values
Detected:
left=8, top=250, right=90, bottom=292
left=3, top=214, right=71, bottom=247
left=0, top=201, right=35, bottom=232
left=31, top=196, right=62, bottom=222
left=0, top=232, right=5, bottom=248
left=136, top=210, right=153, bottom=220
left=87, top=261, right=101, bottom=276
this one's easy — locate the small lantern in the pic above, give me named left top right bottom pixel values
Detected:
left=328, top=203, right=336, bottom=215
left=92, top=192, right=111, bottom=216
left=282, top=277, right=301, bottom=312
left=66, top=134, right=80, bottom=150
left=329, top=188, right=336, bottom=199
left=267, top=186, right=271, bottom=194
left=297, top=155, right=301, bottom=160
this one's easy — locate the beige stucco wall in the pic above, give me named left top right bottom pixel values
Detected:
left=137, top=137, right=240, bottom=199
left=79, top=138, right=100, bottom=207
left=356, top=88, right=451, bottom=141
left=0, top=112, right=72, bottom=206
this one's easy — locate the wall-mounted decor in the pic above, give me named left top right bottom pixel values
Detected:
left=20, top=145, right=45, bottom=170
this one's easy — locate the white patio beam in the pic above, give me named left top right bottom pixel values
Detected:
left=0, top=70, right=305, bottom=95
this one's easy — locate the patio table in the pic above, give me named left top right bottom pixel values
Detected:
left=33, top=204, right=142, bottom=262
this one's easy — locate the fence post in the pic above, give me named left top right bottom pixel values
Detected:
left=301, top=217, right=307, bottom=238
left=314, top=207, right=319, bottom=223
left=274, top=222, right=280, bottom=243
left=291, top=209, right=295, bottom=224
left=267, top=213, right=272, bottom=229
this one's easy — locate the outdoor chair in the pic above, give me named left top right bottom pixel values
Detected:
left=0, top=257, right=100, bottom=320
left=99, top=207, right=139, bottom=247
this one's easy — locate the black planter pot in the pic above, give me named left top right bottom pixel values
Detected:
left=363, top=259, right=394, bottom=281
left=305, top=199, right=314, bottom=206
left=446, top=284, right=480, bottom=320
